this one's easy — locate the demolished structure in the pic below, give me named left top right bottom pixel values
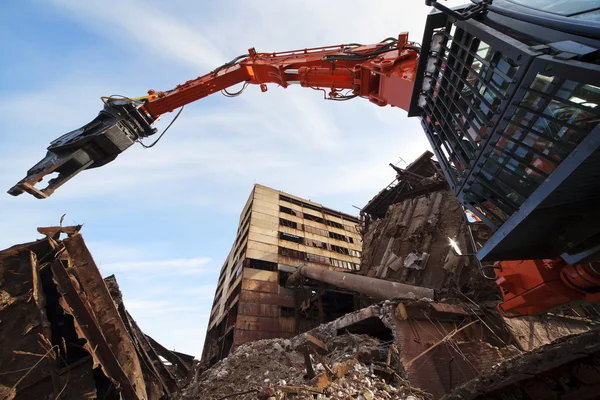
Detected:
left=3, top=154, right=600, bottom=399
left=202, top=184, right=363, bottom=365
left=0, top=226, right=193, bottom=400
left=359, top=151, right=486, bottom=294
left=183, top=299, right=598, bottom=399
left=187, top=153, right=600, bottom=399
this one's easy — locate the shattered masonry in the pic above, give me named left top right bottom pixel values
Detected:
left=359, top=151, right=488, bottom=294
left=0, top=226, right=193, bottom=400
left=183, top=299, right=600, bottom=399
left=191, top=152, right=600, bottom=399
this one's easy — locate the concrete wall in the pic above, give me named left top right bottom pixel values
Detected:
left=202, top=184, right=363, bottom=363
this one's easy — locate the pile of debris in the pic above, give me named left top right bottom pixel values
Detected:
left=179, top=333, right=430, bottom=400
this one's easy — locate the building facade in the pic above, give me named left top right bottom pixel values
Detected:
left=201, top=184, right=362, bottom=364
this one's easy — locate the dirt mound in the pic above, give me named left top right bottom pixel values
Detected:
left=178, top=334, right=430, bottom=400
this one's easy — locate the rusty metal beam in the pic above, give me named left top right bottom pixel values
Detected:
left=62, top=234, right=148, bottom=400
left=104, top=274, right=177, bottom=397
left=50, top=258, right=141, bottom=400
left=145, top=334, right=192, bottom=378
left=29, top=251, right=61, bottom=398
left=287, top=265, right=435, bottom=301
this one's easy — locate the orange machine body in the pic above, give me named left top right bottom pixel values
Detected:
left=496, top=259, right=600, bottom=317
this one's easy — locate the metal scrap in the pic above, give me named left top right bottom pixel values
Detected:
left=0, top=227, right=194, bottom=400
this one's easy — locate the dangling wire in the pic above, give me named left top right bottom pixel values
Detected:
left=222, top=82, right=249, bottom=97
left=137, top=106, right=184, bottom=149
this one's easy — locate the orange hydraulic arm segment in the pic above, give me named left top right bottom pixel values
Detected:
left=144, top=33, right=419, bottom=117
left=8, top=34, right=419, bottom=199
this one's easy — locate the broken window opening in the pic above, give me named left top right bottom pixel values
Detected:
left=331, top=245, right=350, bottom=256
left=331, top=259, right=356, bottom=270
left=279, top=218, right=298, bottom=229
left=225, top=281, right=242, bottom=309
left=325, top=219, right=344, bottom=229
left=350, top=249, right=361, bottom=258
left=305, top=238, right=327, bottom=249
left=279, top=231, right=304, bottom=244
left=280, top=194, right=302, bottom=206
left=304, top=214, right=325, bottom=224
left=329, top=232, right=348, bottom=242
left=278, top=247, right=307, bottom=261
left=234, top=261, right=244, bottom=278
left=280, top=205, right=297, bottom=216
left=233, top=229, right=248, bottom=255
left=248, top=258, right=278, bottom=271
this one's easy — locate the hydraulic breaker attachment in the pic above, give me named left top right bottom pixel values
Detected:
left=8, top=101, right=156, bottom=199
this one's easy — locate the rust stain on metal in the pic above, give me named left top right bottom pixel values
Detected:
left=241, top=278, right=279, bottom=293
left=0, top=226, right=193, bottom=399
left=50, top=258, right=141, bottom=399
left=238, top=303, right=279, bottom=317
left=145, top=334, right=193, bottom=379
left=62, top=233, right=147, bottom=400
left=29, top=251, right=62, bottom=398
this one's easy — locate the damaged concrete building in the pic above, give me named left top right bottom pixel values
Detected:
left=3, top=153, right=600, bottom=399
left=0, top=227, right=193, bottom=400
left=188, top=153, right=600, bottom=399
left=359, top=151, right=495, bottom=299
left=202, top=184, right=363, bottom=365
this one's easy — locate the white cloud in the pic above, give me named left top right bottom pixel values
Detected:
left=47, top=0, right=228, bottom=70
left=101, top=257, right=212, bottom=275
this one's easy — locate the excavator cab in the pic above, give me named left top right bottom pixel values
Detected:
left=411, top=0, right=600, bottom=264
left=8, top=100, right=155, bottom=198
left=411, top=1, right=600, bottom=315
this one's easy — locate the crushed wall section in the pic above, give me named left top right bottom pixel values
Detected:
left=361, top=189, right=496, bottom=299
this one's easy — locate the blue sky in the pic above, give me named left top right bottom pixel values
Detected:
left=0, top=0, right=464, bottom=357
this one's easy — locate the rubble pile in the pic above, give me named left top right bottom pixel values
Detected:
left=179, top=333, right=431, bottom=400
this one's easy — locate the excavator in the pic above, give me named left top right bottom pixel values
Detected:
left=8, top=0, right=600, bottom=318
